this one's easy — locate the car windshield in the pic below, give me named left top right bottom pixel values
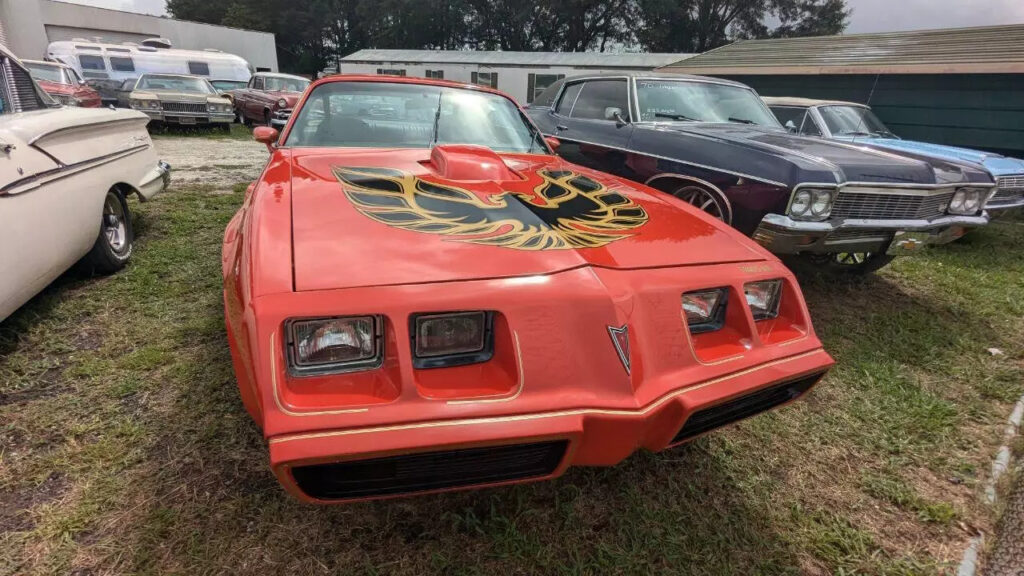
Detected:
left=636, top=79, right=781, bottom=127
left=25, top=62, right=69, bottom=85
left=211, top=80, right=247, bottom=92
left=285, top=81, right=549, bottom=154
left=819, top=105, right=896, bottom=138
left=265, top=76, right=309, bottom=92
left=137, top=75, right=214, bottom=94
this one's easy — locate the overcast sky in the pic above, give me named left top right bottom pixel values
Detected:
left=61, top=0, right=1024, bottom=34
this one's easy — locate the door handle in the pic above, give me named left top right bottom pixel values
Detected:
left=556, top=125, right=568, bottom=131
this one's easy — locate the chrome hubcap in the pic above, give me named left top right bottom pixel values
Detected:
left=103, top=194, right=127, bottom=252
left=674, top=186, right=727, bottom=222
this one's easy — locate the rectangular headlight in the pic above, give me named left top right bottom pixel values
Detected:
left=286, top=315, right=382, bottom=375
left=682, top=288, right=728, bottom=333
left=743, top=280, right=782, bottom=321
left=412, top=311, right=493, bottom=368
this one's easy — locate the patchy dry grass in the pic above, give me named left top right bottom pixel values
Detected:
left=1, top=184, right=1021, bottom=575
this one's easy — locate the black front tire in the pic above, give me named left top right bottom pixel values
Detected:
left=81, top=189, right=134, bottom=275
left=264, top=110, right=273, bottom=127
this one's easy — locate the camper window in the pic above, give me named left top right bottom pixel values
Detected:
left=110, top=57, right=135, bottom=72
left=188, top=61, right=211, bottom=76
left=79, top=55, right=106, bottom=71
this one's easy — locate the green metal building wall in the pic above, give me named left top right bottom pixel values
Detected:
left=722, top=74, right=1024, bottom=156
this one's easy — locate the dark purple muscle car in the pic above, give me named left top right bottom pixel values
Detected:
left=527, top=74, right=994, bottom=273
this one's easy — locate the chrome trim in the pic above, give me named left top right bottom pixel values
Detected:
left=0, top=144, right=150, bottom=196
left=25, top=116, right=146, bottom=146
left=547, top=133, right=788, bottom=188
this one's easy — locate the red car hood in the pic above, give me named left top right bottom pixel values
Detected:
left=37, top=80, right=74, bottom=94
left=288, top=146, right=767, bottom=292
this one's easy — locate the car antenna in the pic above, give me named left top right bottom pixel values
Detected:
left=853, top=73, right=881, bottom=143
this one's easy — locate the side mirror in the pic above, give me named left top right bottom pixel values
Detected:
left=544, top=136, right=561, bottom=152
left=784, top=120, right=798, bottom=133
left=604, top=106, right=627, bottom=126
left=253, top=126, right=279, bottom=152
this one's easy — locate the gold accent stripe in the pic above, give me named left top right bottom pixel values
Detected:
left=268, top=348, right=827, bottom=445
left=270, top=331, right=371, bottom=416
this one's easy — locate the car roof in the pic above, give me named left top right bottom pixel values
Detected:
left=762, top=96, right=868, bottom=108
left=255, top=72, right=309, bottom=81
left=557, top=71, right=752, bottom=89
left=22, top=59, right=68, bottom=69
left=309, top=74, right=513, bottom=100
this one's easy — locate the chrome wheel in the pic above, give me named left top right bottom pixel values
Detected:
left=103, top=192, right=128, bottom=254
left=673, top=185, right=730, bottom=223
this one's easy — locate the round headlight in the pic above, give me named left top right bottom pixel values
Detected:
left=790, top=190, right=812, bottom=216
left=810, top=189, right=833, bottom=217
left=949, top=189, right=967, bottom=212
left=277, top=98, right=288, bottom=108
left=963, top=190, right=982, bottom=213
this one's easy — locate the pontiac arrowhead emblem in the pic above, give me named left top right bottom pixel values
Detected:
left=607, top=325, right=631, bottom=374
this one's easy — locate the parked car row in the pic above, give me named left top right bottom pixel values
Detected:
left=4, top=40, right=1021, bottom=506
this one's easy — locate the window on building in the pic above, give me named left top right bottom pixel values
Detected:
left=79, top=55, right=106, bottom=71
left=376, top=68, right=406, bottom=76
left=471, top=71, right=498, bottom=89
left=527, top=73, right=564, bottom=104
left=570, top=79, right=630, bottom=121
left=109, top=57, right=135, bottom=72
left=187, top=61, right=211, bottom=76
left=425, top=69, right=444, bottom=80
left=554, top=82, right=583, bottom=115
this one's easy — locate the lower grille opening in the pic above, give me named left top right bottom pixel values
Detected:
left=672, top=372, right=824, bottom=444
left=291, top=440, right=568, bottom=500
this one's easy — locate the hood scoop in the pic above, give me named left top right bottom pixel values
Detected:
left=425, top=145, right=520, bottom=182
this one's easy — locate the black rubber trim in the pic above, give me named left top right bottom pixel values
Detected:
left=672, top=371, right=824, bottom=444
left=292, top=440, right=567, bottom=500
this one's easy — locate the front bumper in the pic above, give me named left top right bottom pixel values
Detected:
left=270, top=109, right=292, bottom=128
left=269, top=351, right=832, bottom=503
left=987, top=190, right=1024, bottom=212
left=752, top=212, right=990, bottom=254
left=140, top=110, right=234, bottom=124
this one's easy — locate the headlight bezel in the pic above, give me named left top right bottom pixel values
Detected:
left=410, top=311, right=494, bottom=369
left=277, top=98, right=288, bottom=109
left=948, top=187, right=987, bottom=215
left=284, top=315, right=384, bottom=376
left=682, top=288, right=729, bottom=334
left=788, top=186, right=836, bottom=221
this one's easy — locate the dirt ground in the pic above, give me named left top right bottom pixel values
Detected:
left=154, top=130, right=268, bottom=187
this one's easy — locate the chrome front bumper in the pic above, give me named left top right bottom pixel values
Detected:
left=271, top=109, right=292, bottom=128
left=986, top=192, right=1024, bottom=212
left=141, top=111, right=234, bottom=123
left=752, top=213, right=990, bottom=254
left=137, top=160, right=171, bottom=201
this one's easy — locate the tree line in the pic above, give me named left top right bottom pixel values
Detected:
left=167, top=0, right=850, bottom=74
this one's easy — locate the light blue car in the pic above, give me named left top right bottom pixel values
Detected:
left=764, top=97, right=1024, bottom=213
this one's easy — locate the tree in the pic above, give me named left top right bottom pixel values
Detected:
left=634, top=0, right=850, bottom=53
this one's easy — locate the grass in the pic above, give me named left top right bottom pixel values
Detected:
left=149, top=123, right=253, bottom=141
left=0, top=181, right=1022, bottom=575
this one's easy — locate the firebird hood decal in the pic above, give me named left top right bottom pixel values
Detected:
left=334, top=166, right=650, bottom=251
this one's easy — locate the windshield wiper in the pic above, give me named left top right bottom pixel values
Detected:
left=655, top=112, right=697, bottom=122
left=431, top=91, right=443, bottom=146
left=727, top=117, right=757, bottom=125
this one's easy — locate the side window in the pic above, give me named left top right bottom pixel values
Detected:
left=187, top=61, right=210, bottom=76
left=527, top=73, right=565, bottom=104
left=570, top=79, right=630, bottom=121
left=79, top=55, right=106, bottom=71
left=554, top=82, right=583, bottom=116
left=109, top=57, right=135, bottom=72
left=253, top=76, right=264, bottom=90
left=802, top=112, right=823, bottom=136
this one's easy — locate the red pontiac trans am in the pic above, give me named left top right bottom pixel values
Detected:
left=222, top=75, right=835, bottom=503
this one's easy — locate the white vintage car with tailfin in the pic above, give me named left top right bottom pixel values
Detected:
left=0, top=45, right=170, bottom=321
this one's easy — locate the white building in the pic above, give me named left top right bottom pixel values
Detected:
left=0, top=0, right=278, bottom=71
left=336, top=50, right=695, bottom=104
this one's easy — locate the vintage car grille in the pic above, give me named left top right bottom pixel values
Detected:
left=823, top=229, right=893, bottom=245
left=291, top=440, right=567, bottom=500
left=671, top=372, right=824, bottom=445
left=831, top=188, right=954, bottom=220
left=161, top=101, right=207, bottom=114
left=992, top=176, right=1024, bottom=205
